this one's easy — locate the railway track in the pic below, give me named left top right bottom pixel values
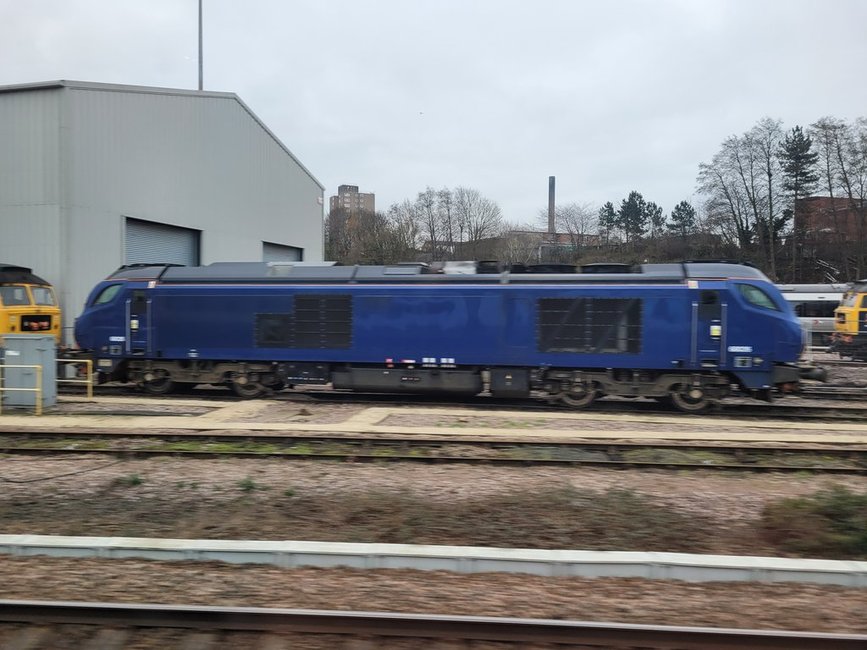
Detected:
left=2, top=433, right=865, bottom=474
left=59, top=384, right=867, bottom=417
left=799, top=385, right=867, bottom=400
left=1, top=600, right=864, bottom=649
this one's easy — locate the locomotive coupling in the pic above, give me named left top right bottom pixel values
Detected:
left=798, top=364, right=828, bottom=382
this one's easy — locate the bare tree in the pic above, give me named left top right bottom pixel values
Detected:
left=385, top=202, right=421, bottom=260
left=697, top=122, right=784, bottom=272
left=750, top=117, right=785, bottom=278
left=698, top=146, right=754, bottom=251
left=436, top=188, right=457, bottom=259
left=414, top=187, right=444, bottom=261
left=495, top=227, right=541, bottom=266
left=326, top=203, right=421, bottom=265
left=324, top=208, right=353, bottom=262
left=810, top=117, right=867, bottom=278
left=453, top=186, right=505, bottom=260
left=536, top=202, right=598, bottom=261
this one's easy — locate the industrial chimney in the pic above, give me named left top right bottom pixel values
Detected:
left=547, top=176, right=555, bottom=235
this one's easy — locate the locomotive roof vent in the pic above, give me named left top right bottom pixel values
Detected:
left=267, top=261, right=338, bottom=277
left=0, top=264, right=50, bottom=285
left=580, top=263, right=634, bottom=274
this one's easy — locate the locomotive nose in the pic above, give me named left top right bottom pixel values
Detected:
left=780, top=317, right=805, bottom=361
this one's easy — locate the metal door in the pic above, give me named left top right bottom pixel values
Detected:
left=691, top=289, right=725, bottom=368
left=126, top=289, right=151, bottom=355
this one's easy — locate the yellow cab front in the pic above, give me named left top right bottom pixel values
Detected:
left=0, top=283, right=62, bottom=345
left=831, top=282, right=867, bottom=359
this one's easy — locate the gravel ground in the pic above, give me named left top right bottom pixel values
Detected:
left=1, top=457, right=864, bottom=552
left=3, top=363, right=866, bottom=634
left=810, top=354, right=867, bottom=386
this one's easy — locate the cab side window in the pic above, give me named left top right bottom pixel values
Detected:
left=31, top=287, right=56, bottom=306
left=0, top=286, right=30, bottom=305
left=737, top=284, right=780, bottom=311
left=93, top=284, right=122, bottom=306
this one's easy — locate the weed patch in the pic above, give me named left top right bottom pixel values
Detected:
left=288, top=486, right=715, bottom=551
left=760, top=485, right=867, bottom=559
left=113, top=474, right=143, bottom=488
left=237, top=477, right=267, bottom=493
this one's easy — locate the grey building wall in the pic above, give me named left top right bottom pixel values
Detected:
left=0, top=87, right=64, bottom=284
left=0, top=81, right=325, bottom=342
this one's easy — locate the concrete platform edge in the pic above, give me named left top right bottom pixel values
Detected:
left=0, top=535, right=864, bottom=587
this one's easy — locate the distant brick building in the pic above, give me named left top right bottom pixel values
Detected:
left=797, top=196, right=866, bottom=239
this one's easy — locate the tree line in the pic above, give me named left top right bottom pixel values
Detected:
left=326, top=115, right=866, bottom=282
left=326, top=186, right=507, bottom=264
left=698, top=116, right=867, bottom=282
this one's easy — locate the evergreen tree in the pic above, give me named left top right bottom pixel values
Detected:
left=598, top=201, right=618, bottom=243
left=779, top=126, right=819, bottom=280
left=646, top=201, right=665, bottom=238
left=617, top=191, right=648, bottom=244
left=780, top=125, right=820, bottom=195
left=668, top=200, right=697, bottom=238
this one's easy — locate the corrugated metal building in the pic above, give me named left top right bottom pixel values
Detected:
left=0, top=80, right=324, bottom=343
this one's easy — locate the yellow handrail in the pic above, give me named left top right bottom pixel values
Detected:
left=0, top=364, right=43, bottom=416
left=57, top=358, right=94, bottom=400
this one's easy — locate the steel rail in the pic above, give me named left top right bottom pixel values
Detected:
left=1, top=435, right=865, bottom=474
left=0, top=600, right=864, bottom=649
left=7, top=431, right=867, bottom=451
left=60, top=383, right=867, bottom=412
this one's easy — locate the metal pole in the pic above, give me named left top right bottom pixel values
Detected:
left=198, top=0, right=203, bottom=90
left=547, top=176, right=555, bottom=234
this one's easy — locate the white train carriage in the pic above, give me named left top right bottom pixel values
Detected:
left=776, top=283, right=848, bottom=347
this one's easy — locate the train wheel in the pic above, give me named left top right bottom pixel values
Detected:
left=140, top=377, right=175, bottom=395
left=668, top=386, right=712, bottom=413
left=558, top=385, right=598, bottom=408
left=231, top=381, right=267, bottom=399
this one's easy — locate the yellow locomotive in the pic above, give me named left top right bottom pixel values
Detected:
left=0, top=264, right=62, bottom=345
left=832, top=281, right=867, bottom=360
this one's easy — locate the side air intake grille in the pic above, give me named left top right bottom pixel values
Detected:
left=256, top=295, right=352, bottom=349
left=538, top=298, right=642, bottom=354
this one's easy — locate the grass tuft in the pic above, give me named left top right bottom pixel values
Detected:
left=761, top=485, right=867, bottom=559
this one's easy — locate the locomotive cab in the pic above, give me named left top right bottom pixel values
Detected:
left=0, top=264, right=62, bottom=345
left=831, top=282, right=867, bottom=359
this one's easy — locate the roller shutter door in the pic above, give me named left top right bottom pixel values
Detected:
left=263, top=242, right=303, bottom=262
left=125, top=218, right=200, bottom=266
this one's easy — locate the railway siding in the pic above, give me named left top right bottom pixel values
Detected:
left=2, top=397, right=867, bottom=444
left=1, top=535, right=865, bottom=587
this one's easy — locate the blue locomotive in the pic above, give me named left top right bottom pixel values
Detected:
left=73, top=261, right=803, bottom=412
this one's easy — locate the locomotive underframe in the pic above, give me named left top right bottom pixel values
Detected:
left=830, top=332, right=867, bottom=361
left=115, top=357, right=746, bottom=411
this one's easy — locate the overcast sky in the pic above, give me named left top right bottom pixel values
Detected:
left=3, top=0, right=867, bottom=225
